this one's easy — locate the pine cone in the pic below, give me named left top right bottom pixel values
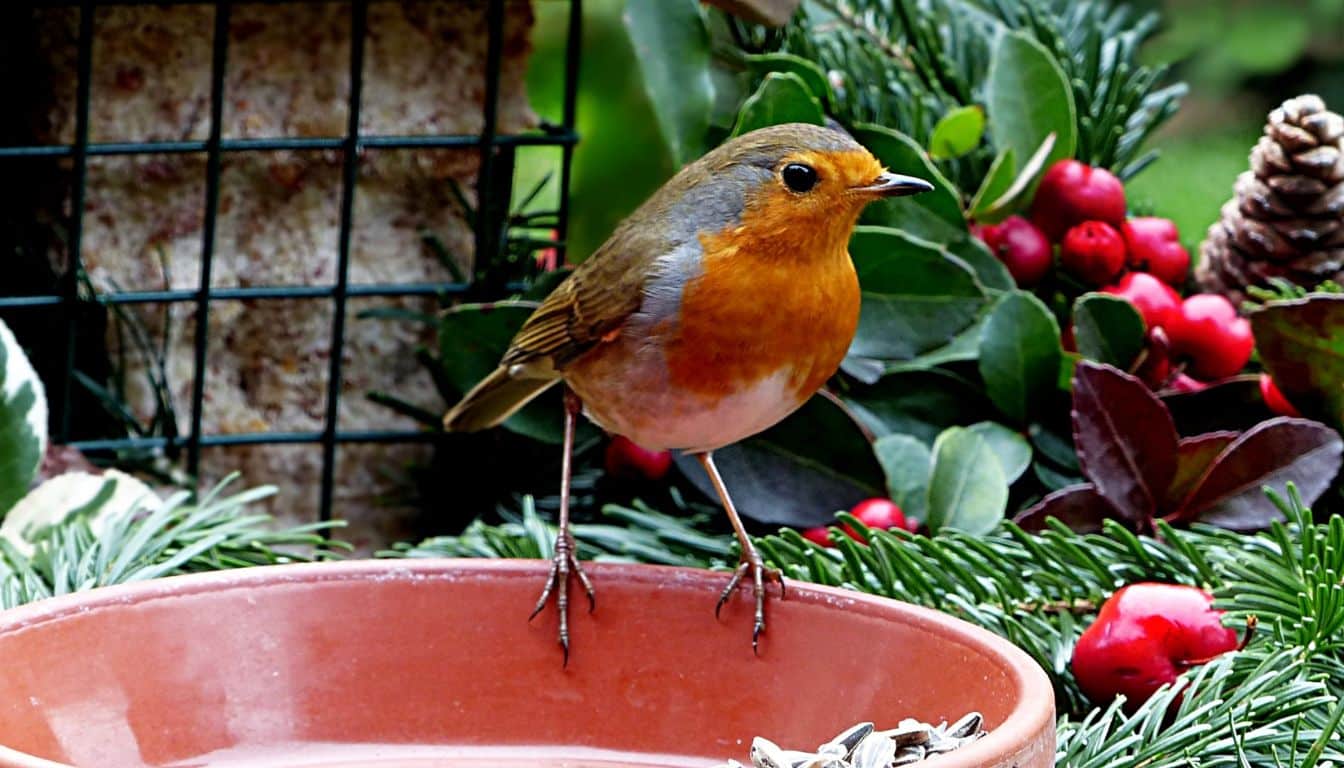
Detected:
left=1196, top=94, right=1344, bottom=305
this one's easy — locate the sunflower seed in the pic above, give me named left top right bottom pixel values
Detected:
left=733, top=712, right=987, bottom=767
left=819, top=722, right=873, bottom=758
left=947, top=712, right=983, bottom=739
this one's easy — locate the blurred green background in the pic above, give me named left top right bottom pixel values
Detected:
left=521, top=0, right=1344, bottom=261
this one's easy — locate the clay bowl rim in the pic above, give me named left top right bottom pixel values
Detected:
left=0, top=559, right=1055, bottom=768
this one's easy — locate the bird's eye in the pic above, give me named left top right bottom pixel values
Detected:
left=781, top=163, right=818, bottom=193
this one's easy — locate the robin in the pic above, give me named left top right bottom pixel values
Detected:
left=444, top=122, right=932, bottom=661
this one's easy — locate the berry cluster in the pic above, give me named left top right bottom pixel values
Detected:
left=974, top=159, right=1267, bottom=393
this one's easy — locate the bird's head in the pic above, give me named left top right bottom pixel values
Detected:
left=654, top=123, right=933, bottom=259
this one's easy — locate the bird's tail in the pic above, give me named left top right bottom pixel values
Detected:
left=443, top=366, right=561, bottom=432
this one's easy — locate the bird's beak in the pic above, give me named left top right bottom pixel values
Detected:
left=852, top=172, right=935, bottom=197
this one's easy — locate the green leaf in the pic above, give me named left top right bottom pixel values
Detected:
left=730, top=71, right=824, bottom=137
left=967, top=147, right=1016, bottom=219
left=849, top=124, right=1011, bottom=291
left=437, top=302, right=562, bottom=443
left=873, top=434, right=931, bottom=522
left=948, top=235, right=1014, bottom=292
left=926, top=427, right=1008, bottom=535
left=843, top=370, right=995, bottom=445
left=966, top=421, right=1031, bottom=483
left=624, top=0, right=714, bottom=165
left=742, top=52, right=835, bottom=111
left=848, top=226, right=987, bottom=360
left=985, top=29, right=1076, bottom=182
left=674, top=395, right=882, bottom=527
left=1073, top=293, right=1146, bottom=368
left=929, top=105, right=986, bottom=160
left=978, top=291, right=1061, bottom=423
left=975, top=133, right=1058, bottom=222
left=851, top=123, right=964, bottom=231
left=0, top=319, right=46, bottom=517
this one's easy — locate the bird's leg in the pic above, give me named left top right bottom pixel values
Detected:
left=529, top=387, right=595, bottom=666
left=695, top=451, right=785, bottom=653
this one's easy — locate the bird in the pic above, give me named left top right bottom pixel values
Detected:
left=444, top=122, right=932, bottom=662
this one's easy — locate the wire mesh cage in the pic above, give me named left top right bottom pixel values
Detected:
left=0, top=0, right=581, bottom=527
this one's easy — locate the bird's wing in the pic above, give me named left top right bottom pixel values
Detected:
left=502, top=221, right=664, bottom=372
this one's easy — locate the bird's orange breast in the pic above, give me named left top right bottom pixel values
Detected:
left=662, top=222, right=861, bottom=404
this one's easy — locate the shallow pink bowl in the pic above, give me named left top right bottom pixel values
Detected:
left=0, top=560, right=1054, bottom=767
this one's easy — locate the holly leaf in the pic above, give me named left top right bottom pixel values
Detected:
left=0, top=319, right=47, bottom=516
left=973, top=133, right=1058, bottom=222
left=851, top=123, right=965, bottom=231
left=966, top=421, right=1031, bottom=483
left=1164, top=432, right=1237, bottom=511
left=625, top=0, right=714, bottom=165
left=967, top=147, right=1016, bottom=221
left=1177, top=417, right=1343, bottom=530
left=929, top=105, right=986, bottom=160
left=843, top=369, right=995, bottom=445
left=1071, top=362, right=1179, bottom=526
left=436, top=302, right=562, bottom=443
left=985, top=29, right=1076, bottom=181
left=925, top=426, right=1008, bottom=535
left=676, top=395, right=882, bottom=527
left=730, top=71, right=825, bottom=136
left=978, top=291, right=1060, bottom=423
left=1015, top=484, right=1115, bottom=533
left=1160, top=376, right=1272, bottom=436
left=873, top=434, right=931, bottom=523
left=1073, top=293, right=1146, bottom=369
left=1250, top=295, right=1344, bottom=428
left=848, top=226, right=987, bottom=360
left=742, top=52, right=835, bottom=111
left=948, top=235, right=1015, bottom=292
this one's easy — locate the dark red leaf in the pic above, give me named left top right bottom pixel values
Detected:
left=1014, top=483, right=1117, bottom=533
left=1179, top=417, right=1344, bottom=530
left=1160, top=375, right=1272, bottom=436
left=1163, top=432, right=1238, bottom=513
left=1251, top=296, right=1344, bottom=428
left=1072, top=362, right=1179, bottom=525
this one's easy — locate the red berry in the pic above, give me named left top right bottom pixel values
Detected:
left=850, top=498, right=909, bottom=532
left=801, top=526, right=834, bottom=547
left=1135, top=329, right=1173, bottom=389
left=1166, top=373, right=1208, bottom=394
left=1061, top=324, right=1077, bottom=353
left=1102, top=272, right=1182, bottom=331
left=975, top=215, right=1053, bottom=287
left=1259, top=373, right=1301, bottom=417
left=1031, top=160, right=1127, bottom=241
left=1122, top=217, right=1190, bottom=286
left=1061, top=221, right=1126, bottom=286
left=1072, top=583, right=1240, bottom=711
left=603, top=435, right=672, bottom=481
left=1166, top=294, right=1254, bottom=380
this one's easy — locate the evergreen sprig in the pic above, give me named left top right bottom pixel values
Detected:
left=746, top=0, right=1183, bottom=185
left=0, top=475, right=346, bottom=609
left=392, top=486, right=1344, bottom=765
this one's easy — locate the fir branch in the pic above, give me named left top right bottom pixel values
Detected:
left=0, top=475, right=346, bottom=609
left=744, top=0, right=1183, bottom=188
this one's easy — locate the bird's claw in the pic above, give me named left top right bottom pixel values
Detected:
left=529, top=533, right=595, bottom=667
left=715, top=551, right=784, bottom=653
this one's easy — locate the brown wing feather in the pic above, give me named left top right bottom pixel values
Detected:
left=502, top=220, right=664, bottom=370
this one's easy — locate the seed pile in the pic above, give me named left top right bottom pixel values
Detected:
left=718, top=713, right=987, bottom=768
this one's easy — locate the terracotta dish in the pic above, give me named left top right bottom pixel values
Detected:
left=0, top=560, right=1054, bottom=767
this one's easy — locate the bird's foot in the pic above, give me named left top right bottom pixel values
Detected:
left=715, top=549, right=785, bottom=654
left=529, top=532, right=595, bottom=667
